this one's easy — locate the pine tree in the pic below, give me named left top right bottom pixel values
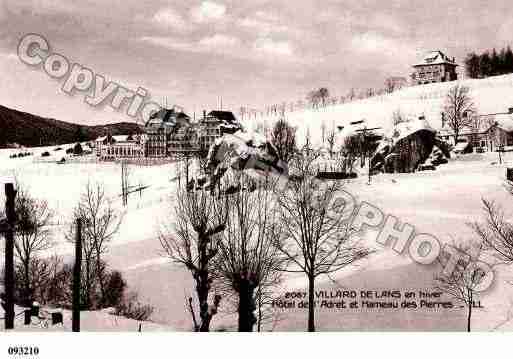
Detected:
left=75, top=125, right=88, bottom=143
left=498, top=48, right=507, bottom=75
left=464, top=52, right=480, bottom=79
left=504, top=46, right=513, bottom=74
left=490, top=49, right=500, bottom=76
left=479, top=52, right=492, bottom=78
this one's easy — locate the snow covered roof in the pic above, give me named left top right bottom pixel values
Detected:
left=388, top=117, right=436, bottom=144
left=413, top=51, right=458, bottom=67
left=493, top=113, right=513, bottom=132
left=95, top=135, right=136, bottom=143
left=208, top=111, right=237, bottom=123
left=338, top=119, right=385, bottom=140
left=207, top=130, right=287, bottom=180
left=146, top=108, right=190, bottom=127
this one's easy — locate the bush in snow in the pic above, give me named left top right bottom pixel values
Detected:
left=114, top=291, right=154, bottom=321
left=270, top=118, right=296, bottom=162
left=73, top=142, right=83, bottom=155
left=103, top=270, right=126, bottom=308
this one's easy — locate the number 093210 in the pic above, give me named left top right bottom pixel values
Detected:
left=7, top=346, right=40, bottom=356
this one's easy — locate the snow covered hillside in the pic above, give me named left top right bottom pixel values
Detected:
left=244, top=74, right=513, bottom=148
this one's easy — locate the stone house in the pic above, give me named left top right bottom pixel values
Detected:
left=411, top=51, right=458, bottom=85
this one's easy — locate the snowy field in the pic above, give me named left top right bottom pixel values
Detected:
left=244, top=74, right=513, bottom=148
left=4, top=71, right=513, bottom=331
left=3, top=142, right=513, bottom=331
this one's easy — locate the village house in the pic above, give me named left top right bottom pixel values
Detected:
left=372, top=117, right=441, bottom=173
left=484, top=113, right=513, bottom=151
left=411, top=51, right=458, bottom=85
left=437, top=108, right=513, bottom=152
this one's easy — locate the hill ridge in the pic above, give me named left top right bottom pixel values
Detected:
left=0, top=104, right=143, bottom=148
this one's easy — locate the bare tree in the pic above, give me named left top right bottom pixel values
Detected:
left=70, top=181, right=122, bottom=309
left=273, top=152, right=371, bottom=331
left=239, top=106, right=246, bottom=121
left=467, top=191, right=513, bottom=330
left=307, top=90, right=320, bottom=109
left=214, top=175, right=284, bottom=331
left=435, top=241, right=486, bottom=332
left=473, top=199, right=513, bottom=263
left=303, top=128, right=313, bottom=154
left=270, top=118, right=297, bottom=162
left=385, top=77, right=406, bottom=94
left=347, top=88, right=356, bottom=102
left=392, top=109, right=408, bottom=126
left=321, top=122, right=326, bottom=144
left=385, top=78, right=396, bottom=94
left=342, top=134, right=364, bottom=174
left=13, top=186, right=53, bottom=306
left=16, top=255, right=63, bottom=306
left=159, top=186, right=228, bottom=331
left=318, top=88, right=330, bottom=107
left=326, top=125, right=337, bottom=158
left=443, top=84, right=476, bottom=145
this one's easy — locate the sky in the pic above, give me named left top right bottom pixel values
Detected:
left=0, top=0, right=512, bottom=126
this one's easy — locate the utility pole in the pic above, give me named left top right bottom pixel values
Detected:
left=72, top=218, right=82, bottom=332
left=4, top=183, right=17, bottom=330
left=121, top=160, right=128, bottom=206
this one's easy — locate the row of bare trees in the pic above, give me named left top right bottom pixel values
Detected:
left=0, top=180, right=152, bottom=320
left=239, top=82, right=412, bottom=121
left=160, top=150, right=372, bottom=332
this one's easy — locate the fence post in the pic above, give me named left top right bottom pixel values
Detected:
left=72, top=218, right=82, bottom=332
left=4, top=183, right=17, bottom=330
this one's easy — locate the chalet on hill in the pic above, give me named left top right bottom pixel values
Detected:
left=411, top=51, right=458, bottom=85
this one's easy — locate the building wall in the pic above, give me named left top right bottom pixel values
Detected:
left=99, top=141, right=144, bottom=160
left=486, top=127, right=513, bottom=151
left=412, top=64, right=457, bottom=85
left=439, top=127, right=513, bottom=152
left=142, top=113, right=240, bottom=158
left=144, top=130, right=167, bottom=157
left=198, top=117, right=223, bottom=151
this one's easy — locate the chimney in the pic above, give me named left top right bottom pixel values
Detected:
left=203, top=110, right=206, bottom=119
left=441, top=112, right=446, bottom=128
left=508, top=107, right=513, bottom=114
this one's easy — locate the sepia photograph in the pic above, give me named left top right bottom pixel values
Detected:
left=0, top=0, right=512, bottom=357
